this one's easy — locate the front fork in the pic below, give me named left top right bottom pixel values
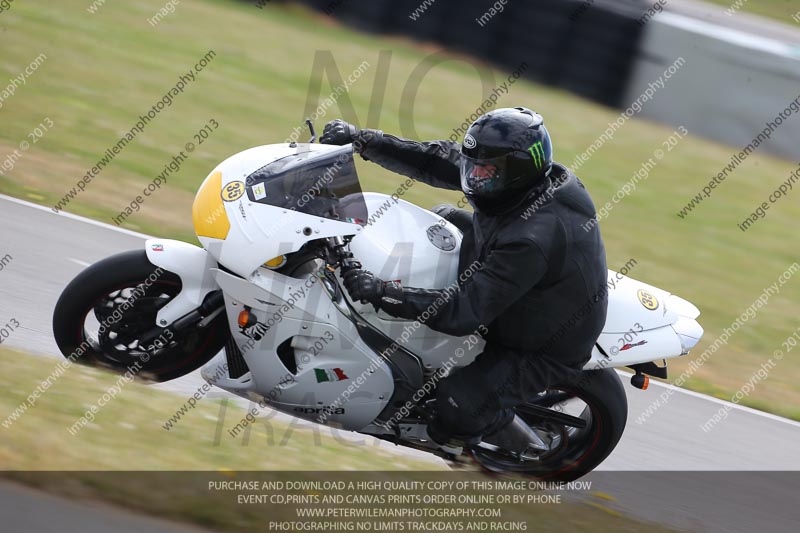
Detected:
left=138, top=290, right=225, bottom=347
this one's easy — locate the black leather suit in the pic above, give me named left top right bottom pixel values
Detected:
left=359, top=132, right=609, bottom=439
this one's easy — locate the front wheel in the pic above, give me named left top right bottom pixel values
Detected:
left=53, top=250, right=228, bottom=382
left=470, top=368, right=628, bottom=481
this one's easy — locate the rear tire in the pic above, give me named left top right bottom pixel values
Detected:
left=53, top=250, right=228, bottom=382
left=470, top=368, right=627, bottom=481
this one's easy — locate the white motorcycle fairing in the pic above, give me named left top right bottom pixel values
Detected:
left=144, top=239, right=219, bottom=325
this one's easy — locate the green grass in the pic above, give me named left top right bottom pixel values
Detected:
left=0, top=347, right=441, bottom=471
left=0, top=348, right=676, bottom=532
left=1, top=0, right=799, bottom=421
left=701, top=0, right=800, bottom=23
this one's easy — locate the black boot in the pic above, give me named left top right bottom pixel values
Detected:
left=426, top=422, right=481, bottom=448
left=428, top=407, right=513, bottom=448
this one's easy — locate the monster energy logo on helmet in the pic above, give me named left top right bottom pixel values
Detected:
left=528, top=141, right=546, bottom=172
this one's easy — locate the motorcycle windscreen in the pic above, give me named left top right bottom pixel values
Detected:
left=244, top=146, right=369, bottom=226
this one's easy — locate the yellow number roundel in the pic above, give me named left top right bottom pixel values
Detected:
left=221, top=181, right=245, bottom=202
left=637, top=289, right=659, bottom=311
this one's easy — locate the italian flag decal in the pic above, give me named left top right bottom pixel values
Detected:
left=315, top=368, right=349, bottom=383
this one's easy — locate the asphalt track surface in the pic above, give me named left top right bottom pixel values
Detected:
left=1, top=194, right=799, bottom=532
left=0, top=481, right=220, bottom=533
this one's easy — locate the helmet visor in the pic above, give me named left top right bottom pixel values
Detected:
left=460, top=154, right=513, bottom=201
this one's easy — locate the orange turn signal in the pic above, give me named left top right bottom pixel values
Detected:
left=238, top=309, right=254, bottom=329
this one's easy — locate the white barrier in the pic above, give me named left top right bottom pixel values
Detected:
left=625, top=12, right=800, bottom=160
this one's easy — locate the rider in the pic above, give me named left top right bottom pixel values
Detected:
left=320, top=107, right=608, bottom=454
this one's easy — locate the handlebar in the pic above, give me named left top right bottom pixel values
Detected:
left=326, top=236, right=361, bottom=273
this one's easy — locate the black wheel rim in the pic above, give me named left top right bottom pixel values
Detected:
left=76, top=274, right=221, bottom=376
left=89, top=281, right=180, bottom=366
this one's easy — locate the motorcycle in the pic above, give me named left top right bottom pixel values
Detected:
left=53, top=126, right=704, bottom=480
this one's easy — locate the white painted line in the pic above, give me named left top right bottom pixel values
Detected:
left=0, top=194, right=152, bottom=240
left=660, top=12, right=800, bottom=59
left=617, top=370, right=800, bottom=429
left=4, top=194, right=800, bottom=430
left=67, top=258, right=91, bottom=268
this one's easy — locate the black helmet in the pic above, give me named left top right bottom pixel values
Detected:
left=460, top=107, right=553, bottom=213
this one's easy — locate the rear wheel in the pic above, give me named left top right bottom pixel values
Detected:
left=470, top=368, right=627, bottom=481
left=53, top=250, right=228, bottom=382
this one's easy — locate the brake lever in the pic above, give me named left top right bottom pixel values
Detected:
left=326, top=237, right=367, bottom=303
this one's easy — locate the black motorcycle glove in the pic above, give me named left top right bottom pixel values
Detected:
left=321, top=119, right=360, bottom=146
left=342, top=269, right=404, bottom=308
left=320, top=120, right=382, bottom=153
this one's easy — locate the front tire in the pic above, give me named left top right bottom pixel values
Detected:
left=53, top=250, right=228, bottom=382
